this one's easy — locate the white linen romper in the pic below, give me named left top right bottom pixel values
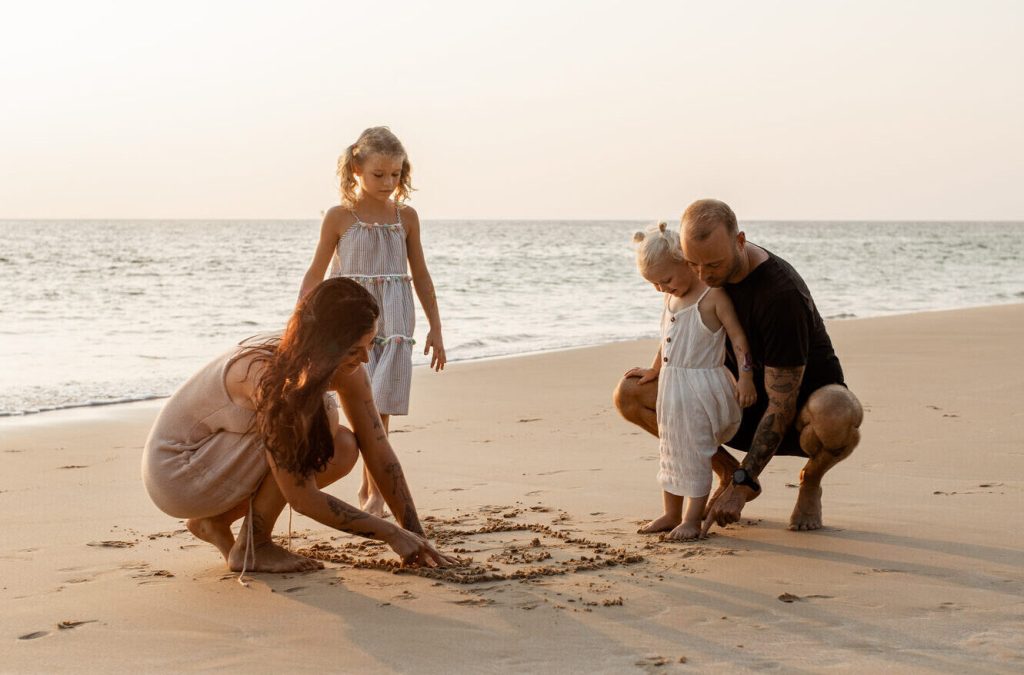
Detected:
left=330, top=205, right=415, bottom=415
left=656, top=288, right=742, bottom=498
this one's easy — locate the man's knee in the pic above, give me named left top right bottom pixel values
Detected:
left=798, top=385, right=863, bottom=455
left=613, top=376, right=640, bottom=420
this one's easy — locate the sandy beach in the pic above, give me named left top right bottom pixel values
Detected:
left=2, top=304, right=1022, bottom=673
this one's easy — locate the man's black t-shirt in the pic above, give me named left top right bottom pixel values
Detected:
left=722, top=246, right=845, bottom=455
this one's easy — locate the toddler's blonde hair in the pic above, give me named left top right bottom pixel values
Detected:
left=337, top=127, right=414, bottom=207
left=634, top=221, right=685, bottom=272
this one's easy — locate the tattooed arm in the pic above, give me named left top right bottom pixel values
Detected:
left=269, top=459, right=394, bottom=539
left=268, top=455, right=451, bottom=566
left=332, top=366, right=426, bottom=535
left=741, top=365, right=804, bottom=477
left=701, top=364, right=805, bottom=536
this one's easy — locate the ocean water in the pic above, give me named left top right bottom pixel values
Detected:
left=1, top=219, right=1022, bottom=416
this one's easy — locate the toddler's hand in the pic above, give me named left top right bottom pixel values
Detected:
left=624, top=367, right=659, bottom=385
left=735, top=379, right=757, bottom=408
left=424, top=330, right=446, bottom=372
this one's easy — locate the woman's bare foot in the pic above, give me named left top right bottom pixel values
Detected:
left=638, top=513, right=681, bottom=534
left=664, top=521, right=701, bottom=541
left=227, top=538, right=324, bottom=573
left=187, top=517, right=235, bottom=561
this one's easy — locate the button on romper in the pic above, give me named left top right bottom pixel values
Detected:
left=655, top=288, right=742, bottom=498
left=330, top=206, right=415, bottom=415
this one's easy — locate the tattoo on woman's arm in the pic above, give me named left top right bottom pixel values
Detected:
left=325, top=495, right=374, bottom=538
left=384, top=462, right=424, bottom=535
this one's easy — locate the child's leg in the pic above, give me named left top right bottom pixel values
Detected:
left=358, top=414, right=390, bottom=516
left=637, top=491, right=684, bottom=534
left=666, top=494, right=709, bottom=541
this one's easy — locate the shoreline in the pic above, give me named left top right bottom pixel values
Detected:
left=5, top=300, right=1023, bottom=423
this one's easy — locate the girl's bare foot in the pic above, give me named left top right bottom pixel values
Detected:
left=186, top=517, right=235, bottom=561
left=638, top=513, right=681, bottom=534
left=360, top=491, right=390, bottom=518
left=227, top=538, right=324, bottom=573
left=664, top=521, right=701, bottom=541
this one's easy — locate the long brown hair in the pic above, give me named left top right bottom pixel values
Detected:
left=246, top=278, right=379, bottom=477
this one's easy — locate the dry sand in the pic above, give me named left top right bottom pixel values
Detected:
left=2, top=304, right=1022, bottom=673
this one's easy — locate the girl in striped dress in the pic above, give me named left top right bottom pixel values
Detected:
left=300, top=127, right=445, bottom=517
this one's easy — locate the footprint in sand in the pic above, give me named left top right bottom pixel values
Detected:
left=635, top=655, right=687, bottom=671
left=58, top=620, right=97, bottom=630
left=131, top=570, right=174, bottom=580
left=18, top=631, right=49, bottom=640
left=517, top=418, right=541, bottom=423
left=452, top=597, right=494, bottom=606
left=59, top=465, right=88, bottom=469
left=87, top=540, right=136, bottom=548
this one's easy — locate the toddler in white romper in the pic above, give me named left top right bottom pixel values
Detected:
left=628, top=222, right=757, bottom=540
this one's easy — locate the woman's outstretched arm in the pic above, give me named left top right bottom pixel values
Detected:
left=332, top=367, right=427, bottom=535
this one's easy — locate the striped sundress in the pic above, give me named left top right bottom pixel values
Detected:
left=330, top=205, right=415, bottom=415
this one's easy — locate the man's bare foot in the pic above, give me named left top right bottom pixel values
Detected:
left=638, top=513, right=681, bottom=534
left=227, top=539, right=324, bottom=573
left=187, top=517, right=235, bottom=561
left=663, top=522, right=701, bottom=541
left=360, top=492, right=390, bottom=519
left=789, top=484, right=823, bottom=531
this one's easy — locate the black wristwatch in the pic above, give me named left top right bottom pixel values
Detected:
left=732, top=467, right=762, bottom=494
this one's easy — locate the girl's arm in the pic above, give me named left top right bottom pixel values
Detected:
left=711, top=288, right=757, bottom=408
left=298, top=207, right=350, bottom=302
left=402, top=207, right=446, bottom=371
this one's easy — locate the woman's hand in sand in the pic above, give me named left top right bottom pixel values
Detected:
left=625, top=367, right=659, bottom=385
left=385, top=527, right=458, bottom=568
left=424, top=330, right=446, bottom=372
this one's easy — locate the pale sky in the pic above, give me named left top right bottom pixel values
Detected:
left=1, top=0, right=1021, bottom=220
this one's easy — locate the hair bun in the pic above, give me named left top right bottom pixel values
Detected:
left=633, top=231, right=645, bottom=243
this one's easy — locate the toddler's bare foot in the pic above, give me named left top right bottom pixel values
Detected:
left=664, top=522, right=701, bottom=541
left=637, top=513, right=681, bottom=534
left=227, top=539, right=324, bottom=573
left=187, top=517, right=235, bottom=561
left=789, top=484, right=823, bottom=531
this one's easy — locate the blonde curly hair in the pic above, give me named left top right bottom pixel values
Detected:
left=336, top=127, right=414, bottom=207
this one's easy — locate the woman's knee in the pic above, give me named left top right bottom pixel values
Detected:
left=330, top=428, right=360, bottom=476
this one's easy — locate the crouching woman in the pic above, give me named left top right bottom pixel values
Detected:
left=142, top=277, right=452, bottom=573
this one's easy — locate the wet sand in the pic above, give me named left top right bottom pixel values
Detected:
left=2, top=304, right=1022, bottom=672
